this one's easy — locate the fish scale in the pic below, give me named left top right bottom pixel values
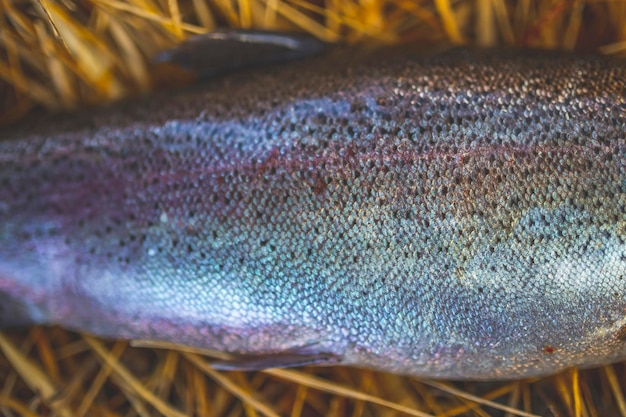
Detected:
left=1, top=46, right=626, bottom=379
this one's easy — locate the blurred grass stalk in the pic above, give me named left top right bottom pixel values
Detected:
left=2, top=1, right=626, bottom=416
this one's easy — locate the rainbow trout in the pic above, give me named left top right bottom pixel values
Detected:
left=1, top=34, right=626, bottom=379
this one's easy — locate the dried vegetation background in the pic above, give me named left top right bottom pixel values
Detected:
left=2, top=0, right=626, bottom=416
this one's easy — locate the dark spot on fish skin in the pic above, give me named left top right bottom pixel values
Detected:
left=312, top=177, right=326, bottom=195
left=615, top=324, right=626, bottom=341
left=543, top=345, right=555, bottom=354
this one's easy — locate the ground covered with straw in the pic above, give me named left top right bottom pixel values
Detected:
left=1, top=1, right=626, bottom=416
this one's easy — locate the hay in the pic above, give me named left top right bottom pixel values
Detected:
left=1, top=1, right=626, bottom=416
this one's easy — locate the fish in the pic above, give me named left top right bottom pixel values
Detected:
left=1, top=32, right=626, bottom=380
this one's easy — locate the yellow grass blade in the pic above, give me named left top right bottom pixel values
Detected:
left=0, top=333, right=73, bottom=417
left=264, top=368, right=436, bottom=417
left=84, top=335, right=188, bottom=417
left=184, top=352, right=281, bottom=417
left=421, top=379, right=541, bottom=417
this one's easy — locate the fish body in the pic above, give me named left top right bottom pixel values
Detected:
left=1, top=47, right=626, bottom=379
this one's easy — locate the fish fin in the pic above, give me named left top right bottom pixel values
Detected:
left=0, top=291, right=41, bottom=328
left=211, top=348, right=341, bottom=371
left=153, top=29, right=326, bottom=80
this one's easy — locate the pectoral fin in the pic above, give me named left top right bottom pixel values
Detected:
left=211, top=347, right=341, bottom=371
left=153, top=29, right=326, bottom=80
left=0, top=291, right=43, bottom=328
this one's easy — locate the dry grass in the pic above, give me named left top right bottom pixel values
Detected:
left=2, top=1, right=626, bottom=416
left=1, top=328, right=626, bottom=417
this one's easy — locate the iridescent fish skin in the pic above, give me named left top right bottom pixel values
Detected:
left=1, top=48, right=626, bottom=379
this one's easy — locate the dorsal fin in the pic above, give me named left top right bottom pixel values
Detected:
left=153, top=29, right=326, bottom=80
